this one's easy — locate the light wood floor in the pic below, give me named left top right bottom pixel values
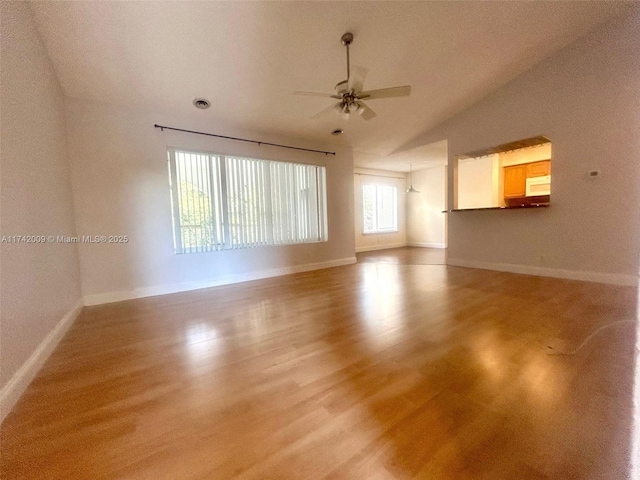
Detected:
left=1, top=250, right=638, bottom=479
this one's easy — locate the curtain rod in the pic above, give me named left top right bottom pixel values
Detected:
left=154, top=124, right=336, bottom=156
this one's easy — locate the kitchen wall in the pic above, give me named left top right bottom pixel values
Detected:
left=500, top=143, right=551, bottom=167
left=456, top=155, right=499, bottom=209
left=65, top=99, right=355, bottom=304
left=354, top=168, right=407, bottom=252
left=396, top=7, right=640, bottom=285
left=0, top=2, right=82, bottom=418
left=406, top=165, right=447, bottom=248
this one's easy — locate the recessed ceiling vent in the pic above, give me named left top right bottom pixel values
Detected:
left=193, top=98, right=211, bottom=109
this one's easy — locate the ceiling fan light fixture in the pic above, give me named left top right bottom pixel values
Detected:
left=295, top=32, right=410, bottom=122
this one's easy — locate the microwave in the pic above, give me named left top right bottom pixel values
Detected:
left=525, top=175, right=551, bottom=197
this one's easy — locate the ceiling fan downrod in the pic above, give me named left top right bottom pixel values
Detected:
left=341, top=32, right=353, bottom=83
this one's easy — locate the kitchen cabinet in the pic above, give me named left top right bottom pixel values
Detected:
left=503, top=164, right=527, bottom=198
left=527, top=160, right=551, bottom=177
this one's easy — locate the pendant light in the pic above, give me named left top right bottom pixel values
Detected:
left=406, top=163, right=420, bottom=193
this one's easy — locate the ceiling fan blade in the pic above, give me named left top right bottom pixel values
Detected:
left=347, top=65, right=368, bottom=93
left=311, top=102, right=341, bottom=119
left=357, top=101, right=377, bottom=121
left=359, top=85, right=411, bottom=99
left=294, top=91, right=342, bottom=99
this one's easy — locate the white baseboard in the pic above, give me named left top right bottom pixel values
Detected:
left=83, top=256, right=357, bottom=306
left=355, top=243, right=407, bottom=253
left=447, top=258, right=638, bottom=286
left=407, top=242, right=447, bottom=249
left=0, top=300, right=83, bottom=424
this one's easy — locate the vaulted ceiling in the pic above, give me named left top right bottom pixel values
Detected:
left=30, top=1, right=630, bottom=170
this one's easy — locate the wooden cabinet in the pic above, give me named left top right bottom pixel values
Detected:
left=503, top=164, right=527, bottom=198
left=504, top=160, right=551, bottom=201
left=527, top=160, right=551, bottom=177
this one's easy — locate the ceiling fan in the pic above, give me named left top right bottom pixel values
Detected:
left=294, top=32, right=411, bottom=121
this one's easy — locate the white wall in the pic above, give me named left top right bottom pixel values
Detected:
left=397, top=8, right=640, bottom=285
left=354, top=168, right=407, bottom=252
left=64, top=99, right=355, bottom=304
left=457, top=155, right=498, bottom=209
left=406, top=165, right=447, bottom=248
left=0, top=2, right=82, bottom=409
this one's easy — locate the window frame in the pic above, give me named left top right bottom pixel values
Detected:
left=361, top=183, right=398, bottom=235
left=167, top=147, right=328, bottom=254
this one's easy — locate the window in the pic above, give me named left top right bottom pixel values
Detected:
left=362, top=184, right=397, bottom=234
left=168, top=148, right=327, bottom=254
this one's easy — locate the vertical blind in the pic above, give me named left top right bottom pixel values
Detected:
left=362, top=184, right=398, bottom=233
left=168, top=148, right=327, bottom=254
